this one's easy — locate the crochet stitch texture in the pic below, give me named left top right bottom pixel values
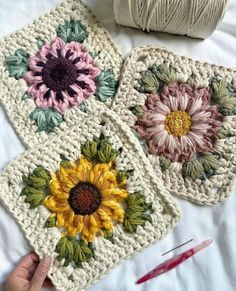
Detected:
left=0, top=0, right=123, bottom=147
left=112, top=46, right=236, bottom=205
left=0, top=105, right=180, bottom=291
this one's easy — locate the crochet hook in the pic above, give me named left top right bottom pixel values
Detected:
left=136, top=239, right=213, bottom=285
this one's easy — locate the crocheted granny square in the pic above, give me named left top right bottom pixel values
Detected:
left=112, top=46, right=236, bottom=205
left=0, top=0, right=123, bottom=147
left=0, top=105, right=180, bottom=291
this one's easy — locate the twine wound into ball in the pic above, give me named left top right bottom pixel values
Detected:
left=113, top=0, right=229, bottom=39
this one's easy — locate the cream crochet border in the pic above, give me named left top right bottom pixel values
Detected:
left=0, top=0, right=123, bottom=148
left=112, top=46, right=236, bottom=205
left=0, top=105, right=180, bottom=291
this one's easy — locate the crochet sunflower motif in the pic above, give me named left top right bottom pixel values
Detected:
left=0, top=0, right=122, bottom=145
left=0, top=109, right=180, bottom=290
left=20, top=135, right=153, bottom=266
left=112, top=47, right=236, bottom=204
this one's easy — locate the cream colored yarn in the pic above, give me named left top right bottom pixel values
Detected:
left=111, top=46, right=236, bottom=205
left=0, top=104, right=181, bottom=291
left=0, top=0, right=123, bottom=148
left=113, top=0, right=229, bottom=38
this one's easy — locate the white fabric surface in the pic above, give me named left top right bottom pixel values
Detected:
left=0, top=0, right=236, bottom=290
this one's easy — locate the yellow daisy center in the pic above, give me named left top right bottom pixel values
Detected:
left=164, top=110, right=192, bottom=136
left=68, top=182, right=101, bottom=215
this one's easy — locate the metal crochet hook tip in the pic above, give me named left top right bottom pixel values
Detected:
left=161, top=238, right=194, bottom=256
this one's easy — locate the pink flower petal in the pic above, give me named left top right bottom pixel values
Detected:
left=50, top=37, right=66, bottom=57
left=76, top=62, right=101, bottom=79
left=28, top=56, right=45, bottom=72
left=188, top=98, right=203, bottom=115
left=24, top=71, right=42, bottom=84
left=39, top=43, right=52, bottom=61
left=75, top=75, right=97, bottom=96
left=179, top=94, right=189, bottom=111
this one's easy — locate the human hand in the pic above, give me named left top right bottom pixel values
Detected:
left=6, top=253, right=53, bottom=291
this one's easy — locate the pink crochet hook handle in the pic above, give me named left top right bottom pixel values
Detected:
left=136, top=239, right=213, bottom=284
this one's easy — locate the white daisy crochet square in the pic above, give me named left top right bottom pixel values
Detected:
left=0, top=106, right=180, bottom=291
left=0, top=0, right=123, bottom=147
left=112, top=46, right=236, bottom=205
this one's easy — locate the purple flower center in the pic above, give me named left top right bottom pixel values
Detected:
left=42, top=54, right=78, bottom=92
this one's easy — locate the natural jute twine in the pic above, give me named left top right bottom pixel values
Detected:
left=113, top=0, right=229, bottom=39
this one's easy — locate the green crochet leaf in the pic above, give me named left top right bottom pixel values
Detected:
left=129, top=106, right=144, bottom=117
left=56, top=20, right=88, bottom=43
left=139, top=70, right=160, bottom=93
left=36, top=37, right=45, bottom=49
left=22, top=92, right=31, bottom=100
left=20, top=166, right=51, bottom=209
left=152, top=63, right=177, bottom=84
left=199, top=153, right=220, bottom=175
left=45, top=215, right=56, bottom=228
left=159, top=156, right=171, bottom=171
left=55, top=237, right=93, bottom=268
left=182, top=159, right=204, bottom=180
left=116, top=170, right=133, bottom=184
left=72, top=238, right=93, bottom=267
left=81, top=135, right=118, bottom=163
left=56, top=237, right=74, bottom=267
left=78, top=101, right=87, bottom=112
left=30, top=108, right=63, bottom=132
left=211, top=79, right=236, bottom=115
left=102, top=229, right=113, bottom=241
left=95, top=70, right=118, bottom=102
left=60, top=158, right=74, bottom=168
left=123, top=192, right=152, bottom=233
left=5, top=49, right=29, bottom=79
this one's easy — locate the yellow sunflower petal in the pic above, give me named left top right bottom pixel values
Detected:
left=112, top=207, right=125, bottom=221
left=56, top=212, right=67, bottom=227
left=101, top=219, right=113, bottom=230
left=101, top=200, right=121, bottom=210
left=89, top=171, right=95, bottom=184
left=43, top=196, right=68, bottom=212
left=72, top=215, right=84, bottom=233
left=67, top=226, right=78, bottom=237
left=75, top=157, right=93, bottom=182
left=49, top=173, right=69, bottom=199
left=57, top=209, right=74, bottom=228
left=102, top=188, right=128, bottom=201
left=97, top=208, right=111, bottom=221
left=82, top=224, right=95, bottom=242
left=58, top=167, right=76, bottom=188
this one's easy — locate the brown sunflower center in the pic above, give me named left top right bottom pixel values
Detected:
left=164, top=110, right=192, bottom=136
left=42, top=54, right=78, bottom=92
left=68, top=182, right=102, bottom=215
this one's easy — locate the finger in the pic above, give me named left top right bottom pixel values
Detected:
left=11, top=253, right=39, bottom=280
left=30, top=257, right=51, bottom=291
left=43, top=277, right=54, bottom=288
left=27, top=262, right=39, bottom=281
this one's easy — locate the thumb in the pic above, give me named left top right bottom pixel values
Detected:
left=30, top=257, right=51, bottom=291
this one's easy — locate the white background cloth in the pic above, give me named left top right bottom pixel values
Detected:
left=0, top=0, right=236, bottom=290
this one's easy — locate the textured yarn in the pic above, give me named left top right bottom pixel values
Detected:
left=113, top=0, right=229, bottom=39
left=0, top=102, right=180, bottom=291
left=111, top=46, right=236, bottom=205
left=0, top=0, right=123, bottom=147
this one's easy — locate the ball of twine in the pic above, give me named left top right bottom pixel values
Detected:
left=113, top=0, right=229, bottom=39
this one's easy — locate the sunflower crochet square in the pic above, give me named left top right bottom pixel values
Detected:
left=0, top=105, right=180, bottom=291
left=0, top=0, right=123, bottom=147
left=112, top=46, right=236, bottom=205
